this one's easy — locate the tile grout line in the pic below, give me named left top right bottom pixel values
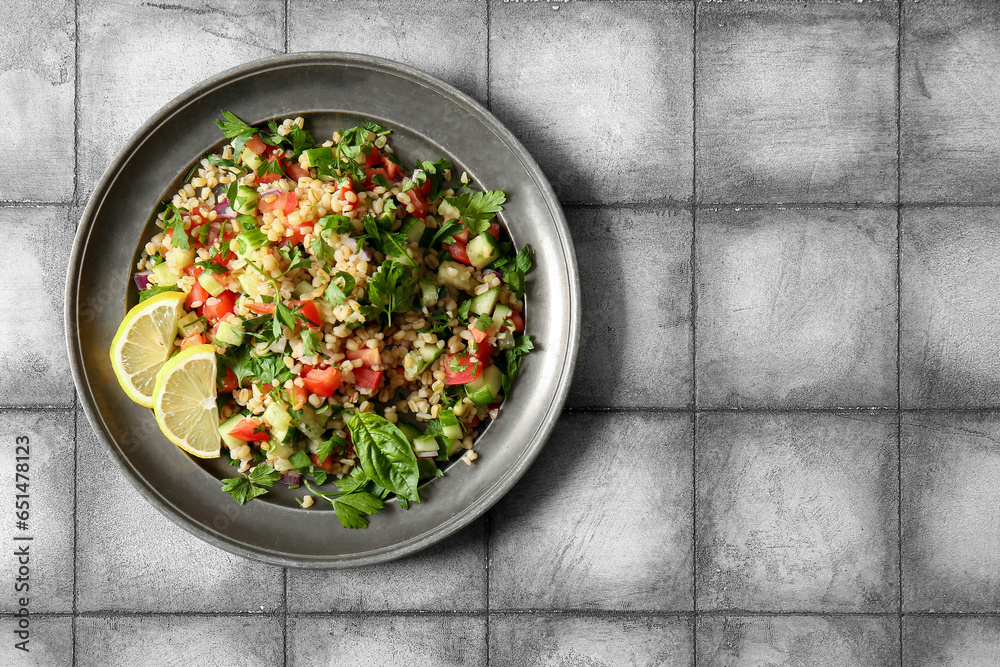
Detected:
left=72, top=0, right=81, bottom=662
left=485, top=3, right=492, bottom=664
left=691, top=0, right=700, bottom=656
left=282, top=567, right=288, bottom=666
left=283, top=0, right=289, bottom=54
left=896, top=0, right=905, bottom=661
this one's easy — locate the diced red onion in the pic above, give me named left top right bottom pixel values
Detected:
left=357, top=249, right=371, bottom=262
left=484, top=269, right=502, bottom=278
left=280, top=472, right=300, bottom=486
left=416, top=450, right=439, bottom=459
left=133, top=271, right=152, bottom=291
left=340, top=235, right=358, bottom=251
left=214, top=199, right=236, bottom=219
left=262, top=188, right=280, bottom=197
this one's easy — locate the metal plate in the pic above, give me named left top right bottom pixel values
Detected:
left=66, top=53, right=580, bottom=568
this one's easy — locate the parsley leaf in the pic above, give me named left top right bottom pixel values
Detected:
left=445, top=190, right=506, bottom=235
left=216, top=109, right=255, bottom=139
left=300, top=328, right=322, bottom=357
left=324, top=271, right=356, bottom=307
left=162, top=203, right=189, bottom=250
left=362, top=260, right=415, bottom=326
left=139, top=285, right=180, bottom=302
left=429, top=219, right=464, bottom=248
left=501, top=334, right=534, bottom=396
left=220, top=463, right=280, bottom=504
left=417, top=158, right=451, bottom=200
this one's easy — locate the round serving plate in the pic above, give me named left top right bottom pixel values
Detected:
left=66, top=52, right=580, bottom=568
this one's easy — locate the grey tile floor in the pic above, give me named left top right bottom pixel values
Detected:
left=3, top=0, right=1000, bottom=664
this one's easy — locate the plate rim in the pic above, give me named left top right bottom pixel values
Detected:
left=66, top=51, right=581, bottom=568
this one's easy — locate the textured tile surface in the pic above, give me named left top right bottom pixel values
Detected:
left=902, top=0, right=1000, bottom=202
left=0, top=0, right=75, bottom=201
left=75, top=412, right=283, bottom=612
left=567, top=206, right=692, bottom=409
left=902, top=412, right=1000, bottom=612
left=697, top=412, right=898, bottom=612
left=287, top=519, right=485, bottom=612
left=490, top=413, right=692, bottom=611
left=697, top=1, right=897, bottom=203
left=0, top=207, right=75, bottom=406
left=76, top=0, right=284, bottom=197
left=696, top=208, right=897, bottom=409
left=0, top=616, right=73, bottom=666
left=901, top=207, right=1000, bottom=407
left=697, top=615, right=900, bottom=667
left=903, top=616, right=1000, bottom=666
left=490, top=0, right=693, bottom=204
left=287, top=614, right=487, bottom=666
left=490, top=614, right=693, bottom=667
left=77, top=615, right=283, bottom=666
left=289, top=0, right=487, bottom=104
left=0, top=411, right=74, bottom=613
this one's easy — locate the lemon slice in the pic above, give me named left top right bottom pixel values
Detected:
left=152, top=344, right=221, bottom=459
left=110, top=291, right=187, bottom=408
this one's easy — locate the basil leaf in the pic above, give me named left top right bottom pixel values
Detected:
left=348, top=412, right=420, bottom=503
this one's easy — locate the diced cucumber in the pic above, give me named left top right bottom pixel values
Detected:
left=418, top=278, right=439, bottom=308
left=268, top=441, right=294, bottom=460
left=470, top=288, right=500, bottom=316
left=400, top=216, right=426, bottom=243
left=295, top=405, right=326, bottom=441
left=240, top=146, right=263, bottom=171
left=237, top=273, right=261, bottom=299
left=496, top=330, right=515, bottom=350
left=178, top=312, right=205, bottom=337
left=447, top=438, right=464, bottom=456
left=413, top=434, right=438, bottom=453
left=466, top=233, right=501, bottom=269
left=492, top=304, right=512, bottom=328
left=232, top=185, right=259, bottom=215
left=439, top=410, right=463, bottom=440
left=292, top=280, right=313, bottom=298
left=438, top=201, right=461, bottom=220
left=215, top=317, right=244, bottom=347
left=465, top=365, right=502, bottom=406
left=438, top=260, right=473, bottom=291
left=168, top=247, right=195, bottom=271
left=218, top=414, right=246, bottom=450
left=262, top=401, right=292, bottom=434
left=198, top=271, right=226, bottom=297
left=235, top=228, right=267, bottom=259
left=403, top=345, right=444, bottom=381
left=301, top=147, right=334, bottom=170
left=395, top=420, right=421, bottom=444
left=151, top=260, right=178, bottom=286
left=288, top=450, right=312, bottom=469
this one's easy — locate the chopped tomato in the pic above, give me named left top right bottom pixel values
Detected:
left=250, top=300, right=321, bottom=327
left=257, top=165, right=283, bottom=184
left=510, top=309, right=525, bottom=333
left=178, top=333, right=206, bottom=350
left=259, top=190, right=297, bottom=216
left=211, top=229, right=238, bottom=265
left=301, top=366, right=343, bottom=397
left=486, top=223, right=501, bottom=240
left=284, top=160, right=310, bottom=181
left=470, top=323, right=496, bottom=345
left=202, top=290, right=237, bottom=323
left=217, top=367, right=239, bottom=393
left=365, top=146, right=382, bottom=167
left=291, top=383, right=309, bottom=409
left=353, top=367, right=382, bottom=392
left=406, top=180, right=430, bottom=218
left=182, top=264, right=202, bottom=278
left=346, top=347, right=381, bottom=367
left=451, top=227, right=470, bottom=243
left=245, top=134, right=267, bottom=156
left=444, top=241, right=471, bottom=265
left=382, top=157, right=405, bottom=182
left=246, top=302, right=275, bottom=315
left=443, top=353, right=484, bottom=385
left=310, top=452, right=334, bottom=473
left=228, top=418, right=270, bottom=442
left=294, top=299, right=322, bottom=327
left=185, top=275, right=209, bottom=311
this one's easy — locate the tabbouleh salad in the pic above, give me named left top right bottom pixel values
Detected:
left=128, top=110, right=533, bottom=528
